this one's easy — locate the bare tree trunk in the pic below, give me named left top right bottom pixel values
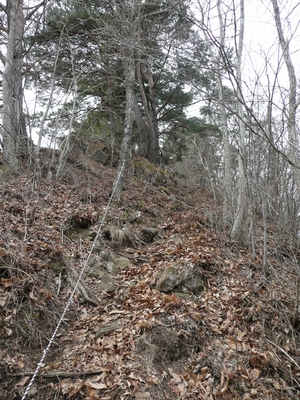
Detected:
left=197, top=0, right=234, bottom=227
left=262, top=198, right=268, bottom=274
left=144, top=64, right=160, bottom=163
left=56, top=45, right=78, bottom=179
left=35, top=29, right=64, bottom=178
left=2, top=0, right=28, bottom=171
left=217, top=0, right=233, bottom=227
left=132, top=93, right=149, bottom=157
left=230, top=0, right=247, bottom=241
left=111, top=53, right=135, bottom=200
left=136, top=55, right=160, bottom=163
left=55, top=81, right=78, bottom=179
left=107, top=71, right=117, bottom=157
left=111, top=0, right=139, bottom=199
left=271, top=0, right=300, bottom=197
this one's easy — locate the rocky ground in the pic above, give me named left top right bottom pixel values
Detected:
left=0, top=154, right=300, bottom=399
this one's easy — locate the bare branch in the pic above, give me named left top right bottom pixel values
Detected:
left=0, top=24, right=8, bottom=33
left=24, top=0, right=47, bottom=21
left=0, top=4, right=6, bottom=14
left=0, top=49, right=5, bottom=66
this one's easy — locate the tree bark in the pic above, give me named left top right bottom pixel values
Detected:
left=111, top=54, right=135, bottom=200
left=271, top=0, right=300, bottom=197
left=132, top=93, right=149, bottom=157
left=111, top=0, right=139, bottom=199
left=2, top=0, right=28, bottom=171
left=217, top=0, right=233, bottom=227
left=144, top=64, right=160, bottom=163
left=55, top=43, right=78, bottom=179
left=136, top=56, right=160, bottom=163
left=230, top=0, right=247, bottom=241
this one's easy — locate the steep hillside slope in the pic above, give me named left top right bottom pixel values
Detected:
left=0, top=156, right=300, bottom=400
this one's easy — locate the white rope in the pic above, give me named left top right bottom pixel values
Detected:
left=21, top=162, right=125, bottom=400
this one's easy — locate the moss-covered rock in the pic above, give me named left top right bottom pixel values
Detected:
left=113, top=256, right=133, bottom=269
left=132, top=156, right=175, bottom=188
left=156, top=263, right=204, bottom=294
left=95, top=321, right=122, bottom=339
left=141, top=227, right=160, bottom=243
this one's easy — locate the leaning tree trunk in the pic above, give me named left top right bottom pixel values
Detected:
left=2, top=0, right=28, bottom=171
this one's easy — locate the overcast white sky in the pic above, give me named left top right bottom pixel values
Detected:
left=245, top=0, right=300, bottom=73
left=187, top=0, right=300, bottom=117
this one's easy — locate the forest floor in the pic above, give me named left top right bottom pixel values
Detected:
left=0, top=154, right=300, bottom=400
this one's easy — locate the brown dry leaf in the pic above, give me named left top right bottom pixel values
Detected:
left=135, top=392, right=151, bottom=399
left=1, top=278, right=13, bottom=288
left=109, top=310, right=129, bottom=315
left=4, top=327, right=13, bottom=336
left=85, top=386, right=98, bottom=397
left=168, top=368, right=183, bottom=384
left=48, top=361, right=62, bottom=369
left=137, top=320, right=152, bottom=332
left=0, top=248, right=8, bottom=258
left=210, top=326, right=222, bottom=334
left=273, top=380, right=282, bottom=390
left=249, top=368, right=261, bottom=381
left=83, top=397, right=101, bottom=400
left=236, top=328, right=246, bottom=340
left=85, top=380, right=107, bottom=390
left=221, top=294, right=231, bottom=301
left=16, top=376, right=30, bottom=386
left=189, top=311, right=202, bottom=322
left=177, top=383, right=187, bottom=394
left=60, top=379, right=85, bottom=396
left=225, top=337, right=239, bottom=350
left=17, top=359, right=25, bottom=369
left=29, top=291, right=38, bottom=302
left=169, top=380, right=186, bottom=397
left=220, top=318, right=231, bottom=331
left=84, top=387, right=102, bottom=399
left=0, top=293, right=8, bottom=306
left=215, top=368, right=230, bottom=395
left=249, top=353, right=268, bottom=369
left=256, top=303, right=262, bottom=312
left=207, top=305, right=219, bottom=313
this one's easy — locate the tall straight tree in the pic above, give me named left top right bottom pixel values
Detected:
left=195, top=0, right=247, bottom=239
left=229, top=0, right=247, bottom=241
left=0, top=0, right=47, bottom=171
left=217, top=0, right=233, bottom=226
left=271, top=0, right=300, bottom=204
left=111, top=0, right=137, bottom=200
left=1, top=0, right=27, bottom=170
